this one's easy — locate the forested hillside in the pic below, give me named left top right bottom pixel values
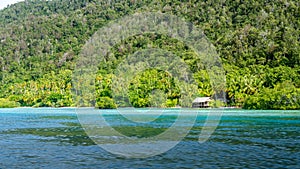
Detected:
left=0, top=0, right=299, bottom=109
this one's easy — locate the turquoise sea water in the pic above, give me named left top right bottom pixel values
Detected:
left=0, top=108, right=299, bottom=168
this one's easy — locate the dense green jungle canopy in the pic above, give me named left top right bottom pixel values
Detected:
left=0, top=0, right=299, bottom=109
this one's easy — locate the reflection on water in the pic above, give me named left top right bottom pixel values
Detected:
left=0, top=108, right=299, bottom=168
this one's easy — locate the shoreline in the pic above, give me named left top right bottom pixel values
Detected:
left=0, top=106, right=299, bottom=111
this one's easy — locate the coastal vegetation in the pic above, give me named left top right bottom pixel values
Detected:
left=0, top=0, right=299, bottom=109
left=0, top=98, right=20, bottom=108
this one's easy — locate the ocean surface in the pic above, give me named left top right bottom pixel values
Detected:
left=0, top=108, right=299, bottom=169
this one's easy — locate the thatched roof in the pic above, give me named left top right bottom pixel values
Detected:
left=192, top=97, right=211, bottom=103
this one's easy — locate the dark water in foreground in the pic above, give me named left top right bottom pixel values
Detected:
left=0, top=108, right=299, bottom=169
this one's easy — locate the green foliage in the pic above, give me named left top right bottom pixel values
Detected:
left=6, top=70, right=73, bottom=107
left=0, top=98, right=20, bottom=108
left=0, top=0, right=299, bottom=109
left=95, top=74, right=117, bottom=109
left=194, top=70, right=213, bottom=97
left=96, top=96, right=116, bottom=109
left=243, top=82, right=300, bottom=110
left=128, top=69, right=180, bottom=108
left=210, top=100, right=225, bottom=108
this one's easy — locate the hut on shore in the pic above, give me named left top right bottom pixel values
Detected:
left=192, top=97, right=211, bottom=108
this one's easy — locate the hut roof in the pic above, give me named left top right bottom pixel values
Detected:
left=192, top=97, right=211, bottom=103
